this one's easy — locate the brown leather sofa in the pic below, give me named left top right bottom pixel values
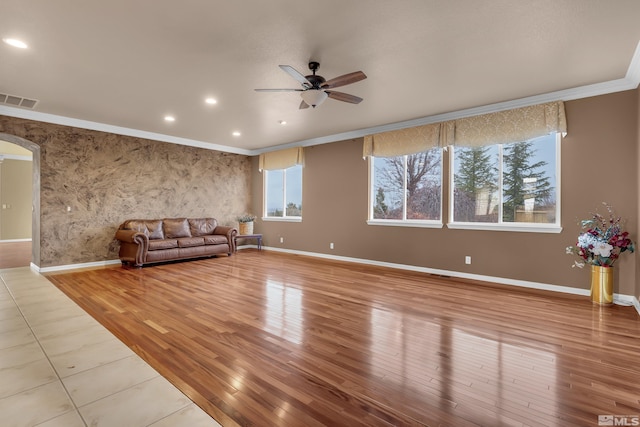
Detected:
left=115, top=217, right=237, bottom=267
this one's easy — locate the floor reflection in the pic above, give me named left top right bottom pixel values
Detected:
left=369, top=307, right=558, bottom=424
left=264, top=279, right=304, bottom=345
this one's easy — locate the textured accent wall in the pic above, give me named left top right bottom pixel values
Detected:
left=0, top=116, right=252, bottom=267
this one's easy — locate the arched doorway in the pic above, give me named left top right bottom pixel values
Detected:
left=0, top=133, right=41, bottom=268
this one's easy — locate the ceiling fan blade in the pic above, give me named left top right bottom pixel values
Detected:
left=255, top=88, right=303, bottom=92
left=321, top=71, right=367, bottom=89
left=279, top=65, right=312, bottom=88
left=326, top=91, right=363, bottom=104
left=299, top=99, right=309, bottom=109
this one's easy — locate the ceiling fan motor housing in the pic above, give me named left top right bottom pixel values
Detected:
left=305, top=61, right=325, bottom=89
left=305, top=75, right=326, bottom=89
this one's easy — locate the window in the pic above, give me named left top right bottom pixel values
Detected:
left=264, top=164, right=302, bottom=220
left=369, top=148, right=442, bottom=226
left=450, top=133, right=560, bottom=230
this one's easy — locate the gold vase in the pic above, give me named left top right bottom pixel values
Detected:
left=590, top=265, right=614, bottom=305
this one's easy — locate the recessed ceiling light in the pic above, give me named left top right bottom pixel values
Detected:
left=164, top=115, right=175, bottom=122
left=278, top=120, right=287, bottom=125
left=232, top=131, right=241, bottom=137
left=3, top=38, right=28, bottom=49
left=205, top=98, right=217, bottom=105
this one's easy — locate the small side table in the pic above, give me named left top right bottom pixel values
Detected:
left=234, top=234, right=263, bottom=252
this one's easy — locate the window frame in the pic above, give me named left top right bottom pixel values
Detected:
left=367, top=151, right=444, bottom=229
left=262, top=165, right=303, bottom=223
left=447, top=132, right=562, bottom=234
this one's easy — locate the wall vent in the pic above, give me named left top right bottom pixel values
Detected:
left=0, top=93, right=39, bottom=109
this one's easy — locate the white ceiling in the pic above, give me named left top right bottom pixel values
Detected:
left=2, top=1, right=640, bottom=155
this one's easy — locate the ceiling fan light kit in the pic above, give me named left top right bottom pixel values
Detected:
left=300, top=89, right=328, bottom=108
left=255, top=61, right=366, bottom=109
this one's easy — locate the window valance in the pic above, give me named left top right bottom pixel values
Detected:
left=362, top=122, right=454, bottom=158
left=453, top=101, right=566, bottom=147
left=363, top=101, right=566, bottom=156
left=258, top=147, right=304, bottom=171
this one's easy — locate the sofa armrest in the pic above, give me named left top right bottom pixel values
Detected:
left=115, top=229, right=149, bottom=266
left=115, top=229, right=148, bottom=244
left=214, top=226, right=238, bottom=253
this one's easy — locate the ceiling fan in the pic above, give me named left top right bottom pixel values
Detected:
left=255, top=61, right=367, bottom=109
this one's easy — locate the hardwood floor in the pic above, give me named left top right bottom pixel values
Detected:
left=0, top=240, right=31, bottom=268
left=46, top=251, right=640, bottom=427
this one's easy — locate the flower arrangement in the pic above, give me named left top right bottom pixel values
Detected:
left=236, top=213, right=256, bottom=223
left=566, top=203, right=635, bottom=268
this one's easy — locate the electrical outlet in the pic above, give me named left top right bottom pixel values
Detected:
left=330, top=242, right=334, bottom=249
left=465, top=256, right=471, bottom=265
left=280, top=237, right=284, bottom=243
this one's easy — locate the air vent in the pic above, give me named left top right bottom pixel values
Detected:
left=0, top=93, right=39, bottom=109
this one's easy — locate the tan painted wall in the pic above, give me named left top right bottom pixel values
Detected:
left=252, top=90, right=639, bottom=295
left=0, top=88, right=637, bottom=295
left=0, top=116, right=252, bottom=268
left=0, top=159, right=32, bottom=239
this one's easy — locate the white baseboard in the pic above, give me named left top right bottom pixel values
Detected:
left=633, top=297, right=640, bottom=316
left=35, top=259, right=121, bottom=273
left=261, top=246, right=640, bottom=312
left=236, top=244, right=259, bottom=251
left=31, top=247, right=640, bottom=317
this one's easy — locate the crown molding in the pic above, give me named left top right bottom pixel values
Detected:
left=626, top=39, right=640, bottom=83
left=0, top=106, right=253, bottom=156
left=0, top=153, right=32, bottom=161
left=255, top=40, right=640, bottom=155
left=2, top=41, right=639, bottom=157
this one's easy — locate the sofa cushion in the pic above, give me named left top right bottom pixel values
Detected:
left=148, top=239, right=178, bottom=251
left=188, top=218, right=218, bottom=236
left=122, top=219, right=164, bottom=240
left=146, top=220, right=165, bottom=239
left=204, top=235, right=228, bottom=245
left=177, top=237, right=205, bottom=248
left=163, top=218, right=190, bottom=238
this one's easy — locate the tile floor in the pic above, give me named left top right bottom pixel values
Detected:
left=0, top=267, right=223, bottom=427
